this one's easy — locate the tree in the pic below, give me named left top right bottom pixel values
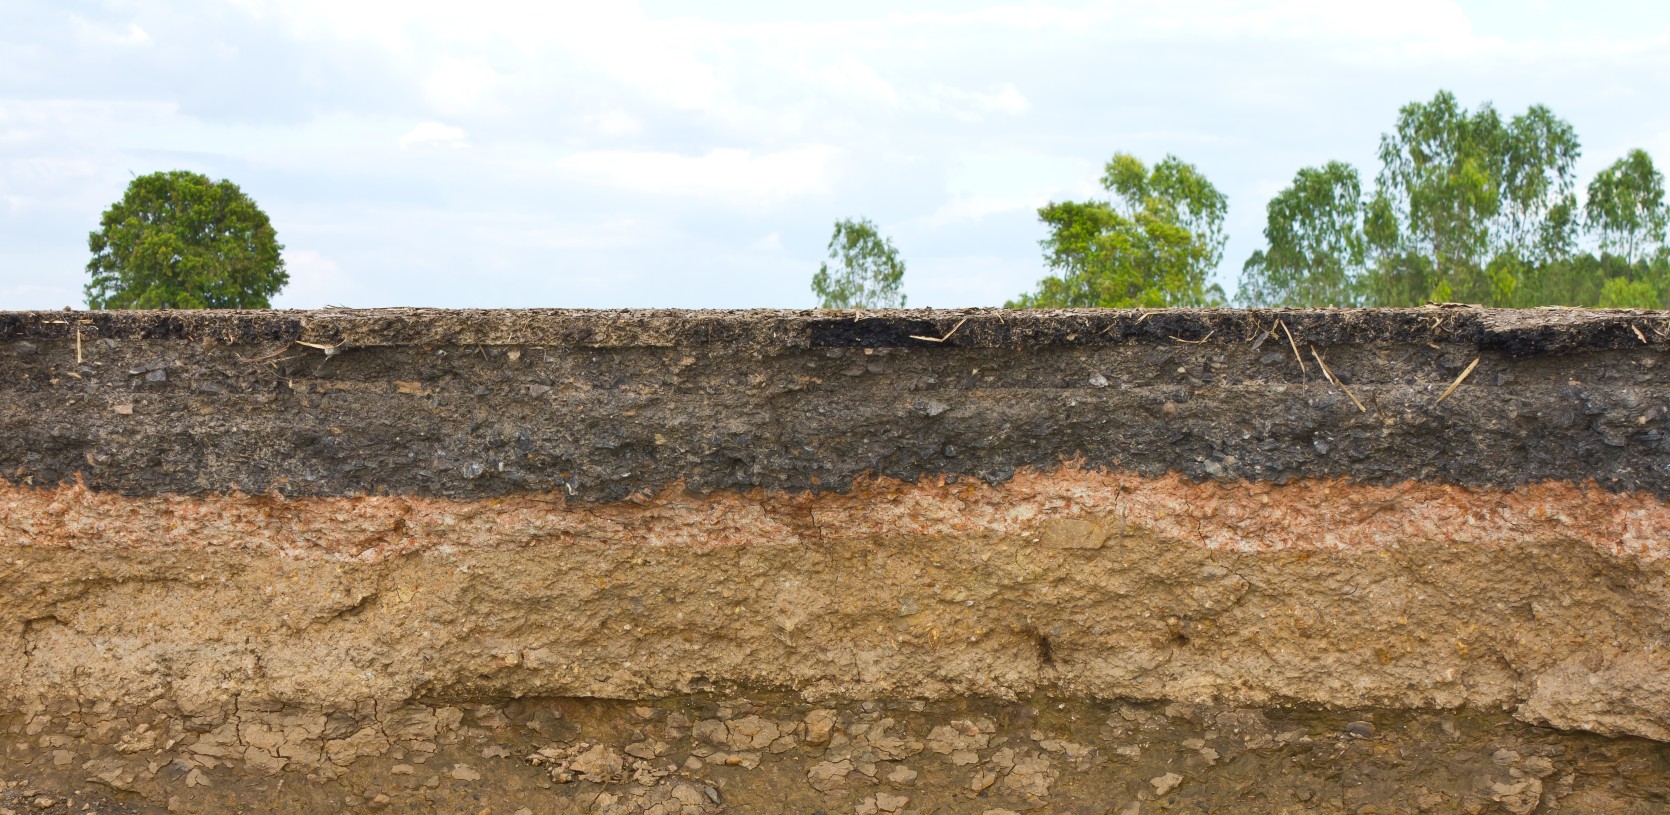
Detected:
left=1237, top=162, right=1368, bottom=307
left=1237, top=91, right=1622, bottom=308
left=1368, top=91, right=1580, bottom=305
left=812, top=217, right=907, bottom=308
left=86, top=170, right=287, bottom=309
left=1586, top=149, right=1668, bottom=264
left=1009, top=153, right=1227, bottom=308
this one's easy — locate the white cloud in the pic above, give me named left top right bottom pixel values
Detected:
left=398, top=121, right=469, bottom=149
left=424, top=57, right=506, bottom=116
left=553, top=146, right=840, bottom=202
left=923, top=150, right=1100, bottom=227
left=923, top=193, right=1051, bottom=227
left=923, top=82, right=1029, bottom=121
left=70, top=16, right=153, bottom=47
left=584, top=110, right=643, bottom=138
left=225, top=0, right=723, bottom=110
left=815, top=55, right=902, bottom=106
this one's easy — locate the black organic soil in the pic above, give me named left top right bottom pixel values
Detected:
left=2, top=307, right=1667, bottom=499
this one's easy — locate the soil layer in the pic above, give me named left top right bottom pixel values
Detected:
left=2, top=307, right=1669, bottom=499
left=5, top=307, right=1670, bottom=812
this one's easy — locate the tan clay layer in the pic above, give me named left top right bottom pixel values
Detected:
left=4, top=468, right=1670, bottom=744
left=4, top=467, right=1669, bottom=562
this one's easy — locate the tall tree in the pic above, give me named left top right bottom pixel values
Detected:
left=86, top=170, right=287, bottom=309
left=1009, top=153, right=1227, bottom=308
left=1239, top=91, right=1608, bottom=308
left=1369, top=90, right=1580, bottom=304
left=812, top=217, right=907, bottom=309
left=1237, top=162, right=1368, bottom=307
left=1586, top=149, right=1668, bottom=264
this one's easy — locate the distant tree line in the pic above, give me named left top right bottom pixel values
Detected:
left=1235, top=91, right=1667, bottom=309
left=80, top=93, right=1664, bottom=313
left=820, top=90, right=1667, bottom=311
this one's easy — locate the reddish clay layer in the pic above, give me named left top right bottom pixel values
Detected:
left=3, top=468, right=1666, bottom=562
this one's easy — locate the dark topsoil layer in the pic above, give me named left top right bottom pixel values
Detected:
left=2, top=307, right=1668, bottom=499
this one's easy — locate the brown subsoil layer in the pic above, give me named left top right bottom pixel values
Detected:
left=5, top=695, right=1670, bottom=814
left=5, top=469, right=1670, bottom=746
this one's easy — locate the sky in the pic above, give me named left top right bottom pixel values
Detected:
left=3, top=0, right=1669, bottom=310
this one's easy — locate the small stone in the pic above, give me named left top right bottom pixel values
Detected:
left=629, top=737, right=672, bottom=760
left=874, top=793, right=909, bottom=813
left=808, top=759, right=853, bottom=792
left=950, top=749, right=979, bottom=766
left=449, top=763, right=483, bottom=781
left=113, top=404, right=133, bottom=415
left=804, top=709, right=838, bottom=745
left=391, top=764, right=415, bottom=775
left=481, top=745, right=511, bottom=759
left=1088, top=373, right=1109, bottom=388
left=30, top=798, right=53, bottom=811
left=1344, top=721, right=1375, bottom=739
left=970, top=768, right=998, bottom=792
left=1150, top=772, right=1183, bottom=796
left=886, top=765, right=918, bottom=785
left=369, top=794, right=391, bottom=808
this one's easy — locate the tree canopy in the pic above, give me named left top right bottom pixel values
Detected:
left=812, top=217, right=907, bottom=309
left=1239, top=91, right=1668, bottom=309
left=1009, top=153, right=1227, bottom=308
left=86, top=170, right=288, bottom=309
left=1586, top=148, right=1668, bottom=265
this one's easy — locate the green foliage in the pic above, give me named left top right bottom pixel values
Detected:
left=1599, top=275, right=1660, bottom=309
left=812, top=217, right=907, bottom=309
left=1586, top=149, right=1668, bottom=264
left=1237, top=162, right=1368, bottom=307
left=1240, top=90, right=1666, bottom=309
left=1010, top=153, right=1227, bottom=308
left=86, top=171, right=287, bottom=309
left=1370, top=90, right=1580, bottom=304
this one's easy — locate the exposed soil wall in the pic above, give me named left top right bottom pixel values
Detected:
left=2, top=307, right=1669, bottom=814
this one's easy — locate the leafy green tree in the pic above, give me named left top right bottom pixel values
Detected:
left=1237, top=91, right=1637, bottom=308
left=1368, top=91, right=1580, bottom=305
left=86, top=170, right=287, bottom=309
left=1237, top=162, right=1368, bottom=307
left=1586, top=149, right=1668, bottom=264
left=812, top=217, right=907, bottom=308
left=1010, top=153, right=1227, bottom=308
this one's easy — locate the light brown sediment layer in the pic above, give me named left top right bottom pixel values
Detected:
left=4, top=467, right=1670, bottom=745
left=5, top=467, right=1669, bottom=562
